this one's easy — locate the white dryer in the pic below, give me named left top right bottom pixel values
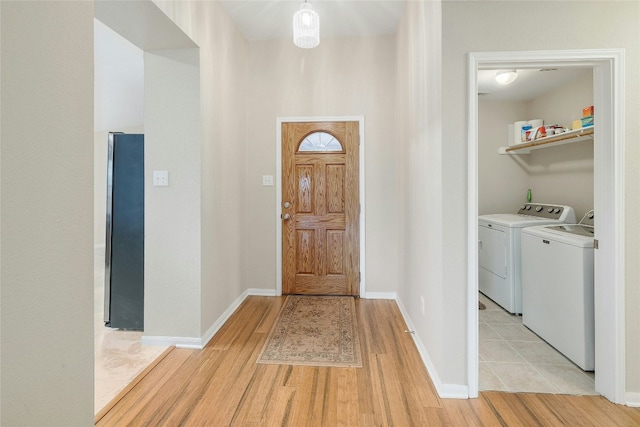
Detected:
left=521, top=211, right=595, bottom=371
left=478, top=204, right=576, bottom=314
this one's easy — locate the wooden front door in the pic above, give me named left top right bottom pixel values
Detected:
left=282, top=121, right=360, bottom=296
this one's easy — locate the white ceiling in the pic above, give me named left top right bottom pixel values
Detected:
left=477, top=67, right=592, bottom=101
left=219, top=0, right=406, bottom=40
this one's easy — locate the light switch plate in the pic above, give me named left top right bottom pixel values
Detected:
left=262, top=175, right=274, bottom=186
left=153, top=170, right=169, bottom=187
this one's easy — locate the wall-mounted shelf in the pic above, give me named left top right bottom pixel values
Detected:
left=498, top=127, right=594, bottom=155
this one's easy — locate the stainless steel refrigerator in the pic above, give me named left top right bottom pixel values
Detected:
left=104, top=132, right=144, bottom=330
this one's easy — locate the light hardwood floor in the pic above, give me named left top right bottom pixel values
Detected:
left=96, top=296, right=640, bottom=426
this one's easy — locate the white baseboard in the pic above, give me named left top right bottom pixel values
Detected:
left=627, top=392, right=640, bottom=407
left=247, top=288, right=278, bottom=297
left=198, top=287, right=279, bottom=347
left=364, top=292, right=397, bottom=300
left=394, top=297, right=469, bottom=399
left=140, top=335, right=202, bottom=349
left=142, top=288, right=278, bottom=350
left=438, top=384, right=470, bottom=399
left=199, top=290, right=254, bottom=348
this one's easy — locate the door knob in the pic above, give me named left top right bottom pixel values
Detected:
left=284, top=202, right=291, bottom=208
left=283, top=213, right=291, bottom=220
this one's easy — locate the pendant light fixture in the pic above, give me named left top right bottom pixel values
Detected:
left=293, top=0, right=320, bottom=49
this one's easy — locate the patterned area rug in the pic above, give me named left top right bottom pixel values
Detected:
left=257, top=295, right=362, bottom=368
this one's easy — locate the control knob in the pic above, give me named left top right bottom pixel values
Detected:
left=554, top=208, right=561, bottom=214
left=535, top=206, right=543, bottom=212
left=547, top=208, right=553, bottom=213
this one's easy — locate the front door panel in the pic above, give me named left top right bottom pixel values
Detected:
left=282, top=121, right=359, bottom=296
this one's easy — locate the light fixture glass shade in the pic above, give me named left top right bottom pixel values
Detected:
left=495, top=70, right=518, bottom=85
left=293, top=3, right=319, bottom=49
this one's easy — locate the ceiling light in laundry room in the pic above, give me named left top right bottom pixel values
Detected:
left=495, top=70, right=519, bottom=85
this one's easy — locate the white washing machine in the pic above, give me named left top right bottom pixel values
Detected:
left=521, top=211, right=595, bottom=371
left=479, top=203, right=576, bottom=314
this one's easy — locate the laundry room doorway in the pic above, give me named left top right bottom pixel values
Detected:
left=467, top=49, right=626, bottom=404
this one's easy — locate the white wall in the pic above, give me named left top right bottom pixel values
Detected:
left=1, top=2, right=94, bottom=425
left=478, top=100, right=529, bottom=215
left=443, top=0, right=640, bottom=396
left=149, top=1, right=249, bottom=338
left=197, top=3, right=249, bottom=336
left=528, top=70, right=593, bottom=130
left=395, top=0, right=449, bottom=391
left=1, top=5, right=3, bottom=421
left=144, top=48, right=201, bottom=339
left=94, top=19, right=144, bottom=133
left=244, top=35, right=397, bottom=295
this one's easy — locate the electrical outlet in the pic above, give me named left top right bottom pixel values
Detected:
left=262, top=175, right=274, bottom=186
left=421, top=296, right=425, bottom=315
left=153, top=170, right=169, bottom=187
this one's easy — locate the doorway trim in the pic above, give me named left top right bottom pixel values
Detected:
left=467, top=49, right=625, bottom=403
left=275, top=116, right=366, bottom=297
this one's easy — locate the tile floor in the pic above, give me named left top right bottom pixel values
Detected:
left=94, top=248, right=168, bottom=414
left=479, top=292, right=597, bottom=395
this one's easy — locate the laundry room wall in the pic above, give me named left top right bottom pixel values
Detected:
left=526, top=70, right=594, bottom=219
left=478, top=100, right=529, bottom=215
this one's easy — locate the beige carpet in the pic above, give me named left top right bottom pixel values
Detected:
left=257, top=295, right=362, bottom=368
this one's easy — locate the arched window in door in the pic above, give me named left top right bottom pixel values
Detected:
left=298, top=131, right=343, bottom=152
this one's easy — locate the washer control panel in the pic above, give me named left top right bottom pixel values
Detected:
left=580, top=209, right=595, bottom=227
left=517, top=203, right=575, bottom=222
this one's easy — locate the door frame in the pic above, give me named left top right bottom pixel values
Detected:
left=467, top=49, right=626, bottom=403
left=275, top=116, right=366, bottom=297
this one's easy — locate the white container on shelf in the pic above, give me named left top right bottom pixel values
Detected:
left=528, top=119, right=543, bottom=128
left=509, top=121, right=527, bottom=146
